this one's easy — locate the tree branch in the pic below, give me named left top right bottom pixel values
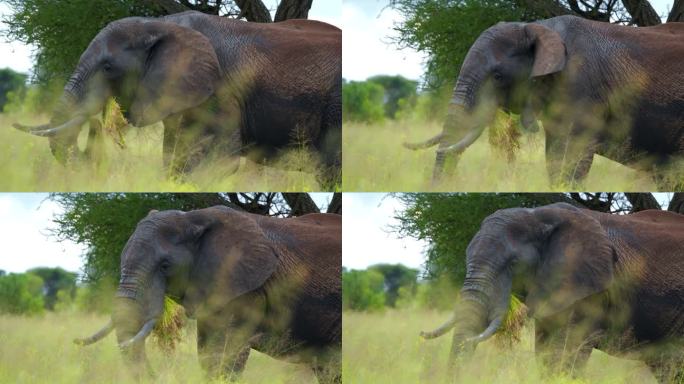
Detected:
left=327, top=193, right=342, bottom=214
left=621, top=0, right=661, bottom=25
left=282, top=193, right=321, bottom=216
left=274, top=0, right=313, bottom=22
left=668, top=0, right=684, bottom=21
left=625, top=193, right=662, bottom=212
left=668, top=193, right=684, bottom=213
left=235, top=0, right=273, bottom=22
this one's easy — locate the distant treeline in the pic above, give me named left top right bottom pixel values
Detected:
left=342, top=75, right=449, bottom=123
left=0, top=267, right=113, bottom=315
left=342, top=263, right=458, bottom=312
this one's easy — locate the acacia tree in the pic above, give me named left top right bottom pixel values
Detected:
left=394, top=193, right=683, bottom=283
left=50, top=192, right=339, bottom=283
left=391, top=0, right=684, bottom=88
left=4, top=0, right=316, bottom=84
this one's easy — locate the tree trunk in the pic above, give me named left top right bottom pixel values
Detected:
left=668, top=193, right=684, bottom=214
left=275, top=0, right=313, bottom=22
left=282, top=193, right=321, bottom=216
left=668, top=0, right=684, bottom=21
left=625, top=193, right=662, bottom=212
left=621, top=0, right=662, bottom=26
left=140, top=0, right=190, bottom=14
left=235, top=0, right=273, bottom=22
left=327, top=193, right=342, bottom=214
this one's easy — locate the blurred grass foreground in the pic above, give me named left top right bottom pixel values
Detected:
left=0, top=109, right=323, bottom=192
left=0, top=311, right=317, bottom=384
left=342, top=117, right=666, bottom=192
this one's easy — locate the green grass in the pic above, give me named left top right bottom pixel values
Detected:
left=0, top=112, right=324, bottom=192
left=342, top=310, right=659, bottom=384
left=343, top=119, right=663, bottom=192
left=0, top=312, right=317, bottom=384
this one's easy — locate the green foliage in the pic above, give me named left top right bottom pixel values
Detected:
left=367, top=264, right=419, bottom=307
left=342, top=79, right=386, bottom=123
left=3, top=0, right=160, bottom=84
left=27, top=267, right=77, bottom=310
left=367, top=75, right=419, bottom=119
left=342, top=269, right=386, bottom=311
left=393, top=193, right=566, bottom=283
left=392, top=0, right=538, bottom=89
left=49, top=193, right=227, bottom=283
left=0, top=273, right=45, bottom=315
left=73, top=280, right=117, bottom=314
left=0, top=68, right=27, bottom=111
left=413, top=275, right=460, bottom=310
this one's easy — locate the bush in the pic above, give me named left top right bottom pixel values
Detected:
left=0, top=273, right=45, bottom=315
left=342, top=80, right=386, bottom=123
left=342, top=269, right=386, bottom=311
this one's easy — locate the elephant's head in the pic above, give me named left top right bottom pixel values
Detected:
left=422, top=203, right=614, bottom=365
left=14, top=17, right=221, bottom=164
left=74, top=207, right=280, bottom=374
left=432, top=22, right=566, bottom=179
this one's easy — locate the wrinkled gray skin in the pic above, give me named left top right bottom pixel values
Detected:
left=16, top=11, right=342, bottom=188
left=75, top=207, right=342, bottom=383
left=406, top=16, right=684, bottom=187
left=423, top=203, right=684, bottom=378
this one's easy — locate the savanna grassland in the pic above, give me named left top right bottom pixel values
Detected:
left=342, top=118, right=669, bottom=192
left=0, top=112, right=323, bottom=192
left=0, top=312, right=317, bottom=384
left=343, top=310, right=661, bottom=384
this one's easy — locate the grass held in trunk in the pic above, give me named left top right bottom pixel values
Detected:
left=152, top=296, right=186, bottom=352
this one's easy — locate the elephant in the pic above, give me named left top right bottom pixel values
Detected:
left=421, top=203, right=684, bottom=379
left=405, top=16, right=684, bottom=188
left=14, top=11, right=342, bottom=188
left=74, top=206, right=342, bottom=383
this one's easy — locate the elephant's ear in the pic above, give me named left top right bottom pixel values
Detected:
left=526, top=206, right=614, bottom=318
left=185, top=208, right=279, bottom=311
left=524, top=23, right=566, bottom=77
left=133, top=21, right=221, bottom=123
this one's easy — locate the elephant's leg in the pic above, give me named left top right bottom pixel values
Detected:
left=197, top=317, right=254, bottom=381
left=544, top=131, right=595, bottom=188
left=310, top=347, right=341, bottom=384
left=432, top=143, right=461, bottom=186
left=316, top=98, right=342, bottom=190
left=163, top=115, right=215, bottom=178
left=162, top=114, right=183, bottom=174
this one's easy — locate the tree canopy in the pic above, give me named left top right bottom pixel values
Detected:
left=390, top=0, right=684, bottom=89
left=49, top=193, right=338, bottom=284
left=3, top=0, right=315, bottom=84
left=393, top=193, right=684, bottom=284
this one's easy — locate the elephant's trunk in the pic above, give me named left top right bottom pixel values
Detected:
left=13, top=55, right=104, bottom=164
left=431, top=43, right=498, bottom=183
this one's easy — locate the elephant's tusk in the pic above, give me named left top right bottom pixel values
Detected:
left=73, top=320, right=114, bottom=346
left=118, top=318, right=157, bottom=349
left=420, top=314, right=458, bottom=339
left=403, top=133, right=444, bottom=150
left=13, top=115, right=87, bottom=137
left=465, top=315, right=503, bottom=344
left=435, top=125, right=486, bottom=154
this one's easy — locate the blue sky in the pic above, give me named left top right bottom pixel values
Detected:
left=342, top=193, right=678, bottom=271
left=0, top=1, right=341, bottom=75
left=0, top=193, right=334, bottom=274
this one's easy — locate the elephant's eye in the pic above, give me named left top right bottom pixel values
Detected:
left=160, top=260, right=171, bottom=273
left=492, top=71, right=503, bottom=81
left=103, top=62, right=112, bottom=73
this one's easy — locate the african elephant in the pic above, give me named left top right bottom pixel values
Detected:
left=14, top=11, right=342, bottom=188
left=74, top=206, right=342, bottom=383
left=422, top=203, right=684, bottom=378
left=405, top=16, right=684, bottom=188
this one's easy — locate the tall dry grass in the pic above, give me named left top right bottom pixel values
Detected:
left=0, top=311, right=317, bottom=384
left=343, top=309, right=663, bottom=384
left=0, top=112, right=323, bottom=192
left=342, top=118, right=662, bottom=192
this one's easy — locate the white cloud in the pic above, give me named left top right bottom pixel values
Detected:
left=0, top=194, right=85, bottom=274
left=342, top=193, right=427, bottom=270
left=342, top=1, right=425, bottom=81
